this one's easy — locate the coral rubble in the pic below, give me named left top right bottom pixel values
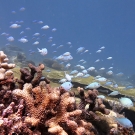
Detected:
left=0, top=51, right=134, bottom=135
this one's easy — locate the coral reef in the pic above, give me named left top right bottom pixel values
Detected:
left=0, top=51, right=134, bottom=135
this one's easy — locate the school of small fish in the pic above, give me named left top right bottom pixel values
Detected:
left=0, top=5, right=134, bottom=111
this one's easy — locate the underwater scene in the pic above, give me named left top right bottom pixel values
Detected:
left=0, top=0, right=135, bottom=134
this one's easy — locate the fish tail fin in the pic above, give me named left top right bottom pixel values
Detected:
left=37, top=48, right=40, bottom=52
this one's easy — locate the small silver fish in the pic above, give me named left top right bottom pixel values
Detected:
left=18, top=38, right=28, bottom=43
left=107, top=57, right=112, bottom=60
left=119, top=97, right=133, bottom=108
left=115, top=117, right=133, bottom=128
left=33, top=33, right=40, bottom=36
left=20, top=7, right=25, bottom=11
left=10, top=24, right=21, bottom=28
left=100, top=46, right=105, bottom=49
left=37, top=48, right=48, bottom=56
left=108, top=91, right=120, bottom=96
left=76, top=47, right=85, bottom=53
left=70, top=70, right=78, bottom=75
left=52, top=28, right=57, bottom=32
left=75, top=72, right=84, bottom=78
left=41, top=25, right=49, bottom=29
left=33, top=41, right=39, bottom=45
left=96, top=50, right=102, bottom=53
left=83, top=74, right=90, bottom=78
left=61, top=82, right=73, bottom=91
left=7, top=36, right=14, bottom=42
left=85, top=82, right=100, bottom=89
left=38, top=21, right=43, bottom=24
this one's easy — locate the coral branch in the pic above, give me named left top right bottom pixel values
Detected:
left=17, top=63, right=49, bottom=89
left=0, top=51, right=16, bottom=90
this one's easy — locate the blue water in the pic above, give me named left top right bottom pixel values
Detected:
left=0, top=0, right=135, bottom=80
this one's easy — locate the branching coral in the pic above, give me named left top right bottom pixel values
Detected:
left=0, top=51, right=16, bottom=90
left=76, top=87, right=111, bottom=134
left=17, top=63, right=50, bottom=89
left=45, top=92, right=83, bottom=135
left=0, top=51, right=15, bottom=70
left=0, top=51, right=134, bottom=135
left=12, top=81, right=97, bottom=135
left=13, top=82, right=61, bottom=126
left=77, top=87, right=110, bottom=116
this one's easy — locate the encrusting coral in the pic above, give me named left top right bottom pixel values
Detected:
left=0, top=51, right=134, bottom=135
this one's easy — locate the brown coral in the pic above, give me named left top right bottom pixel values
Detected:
left=0, top=51, right=134, bottom=135
left=13, top=82, right=60, bottom=126
left=17, top=63, right=48, bottom=89
left=77, top=87, right=110, bottom=115
left=13, top=82, right=97, bottom=135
